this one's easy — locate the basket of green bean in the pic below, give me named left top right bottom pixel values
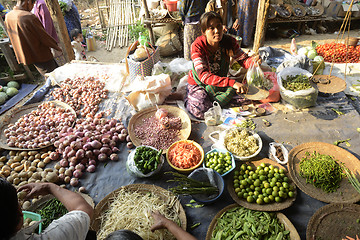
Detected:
left=126, top=145, right=164, bottom=177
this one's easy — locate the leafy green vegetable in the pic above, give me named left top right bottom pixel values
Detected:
left=282, top=74, right=311, bottom=92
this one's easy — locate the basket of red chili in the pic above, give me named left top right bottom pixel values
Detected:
left=166, top=140, right=204, bottom=173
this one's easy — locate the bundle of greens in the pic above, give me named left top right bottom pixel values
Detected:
left=282, top=74, right=311, bottom=92
left=166, top=172, right=219, bottom=195
left=299, top=151, right=344, bottom=193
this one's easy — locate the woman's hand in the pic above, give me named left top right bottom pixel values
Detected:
left=150, top=211, right=169, bottom=231
left=17, top=183, right=52, bottom=200
left=232, top=19, right=239, bottom=31
left=233, top=82, right=247, bottom=94
left=253, top=55, right=262, bottom=65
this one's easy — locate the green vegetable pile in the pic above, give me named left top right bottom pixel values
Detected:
left=299, top=151, right=344, bottom=193
left=37, top=198, right=68, bottom=229
left=211, top=206, right=290, bottom=240
left=204, top=151, right=233, bottom=175
left=134, top=146, right=162, bottom=174
left=233, top=163, right=295, bottom=205
left=0, top=81, right=20, bottom=105
left=282, top=74, right=311, bottom=92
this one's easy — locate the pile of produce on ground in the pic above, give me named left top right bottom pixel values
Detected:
left=299, top=151, right=345, bottom=193
left=211, top=206, right=290, bottom=239
left=204, top=151, right=233, bottom=175
left=51, top=77, right=108, bottom=118
left=0, top=81, right=21, bottom=105
left=167, top=141, right=202, bottom=169
left=4, top=102, right=76, bottom=149
left=134, top=108, right=182, bottom=150
left=316, top=43, right=360, bottom=63
left=224, top=129, right=259, bottom=157
left=233, top=163, right=295, bottom=204
left=282, top=74, right=311, bottom=92
left=97, top=188, right=181, bottom=240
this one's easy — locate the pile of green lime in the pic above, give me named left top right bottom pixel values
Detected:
left=233, top=162, right=295, bottom=205
left=204, top=151, right=233, bottom=175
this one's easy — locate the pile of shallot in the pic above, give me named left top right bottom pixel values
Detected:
left=51, top=77, right=108, bottom=118
left=4, top=102, right=76, bottom=149
left=54, top=116, right=132, bottom=187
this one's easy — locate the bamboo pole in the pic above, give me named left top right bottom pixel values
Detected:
left=44, top=0, right=74, bottom=62
left=95, top=0, right=106, bottom=30
left=253, top=0, right=270, bottom=54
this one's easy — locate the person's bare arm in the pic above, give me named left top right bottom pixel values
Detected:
left=18, top=182, right=93, bottom=218
left=151, top=211, right=197, bottom=240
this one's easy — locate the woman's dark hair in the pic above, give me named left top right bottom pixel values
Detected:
left=70, top=28, right=82, bottom=40
left=200, top=11, right=223, bottom=33
left=104, top=230, right=144, bottom=240
left=0, top=178, right=21, bottom=240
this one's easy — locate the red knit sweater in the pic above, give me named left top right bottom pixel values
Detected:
left=188, top=35, right=254, bottom=87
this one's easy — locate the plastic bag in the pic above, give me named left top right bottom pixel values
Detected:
left=126, top=146, right=164, bottom=178
left=259, top=72, right=280, bottom=103
left=312, top=60, right=325, bottom=75
left=268, top=142, right=289, bottom=164
left=246, top=63, right=264, bottom=87
left=125, top=74, right=172, bottom=111
left=277, top=67, right=318, bottom=109
left=204, top=102, right=222, bottom=126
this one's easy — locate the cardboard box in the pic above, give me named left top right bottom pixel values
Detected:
left=338, top=3, right=358, bottom=17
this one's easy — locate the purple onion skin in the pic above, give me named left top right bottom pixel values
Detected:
left=110, top=153, right=119, bottom=161
left=91, top=140, right=102, bottom=149
left=98, top=153, right=108, bottom=162
left=87, top=165, right=96, bottom=173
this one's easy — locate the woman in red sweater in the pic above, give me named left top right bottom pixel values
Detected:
left=184, top=11, right=260, bottom=119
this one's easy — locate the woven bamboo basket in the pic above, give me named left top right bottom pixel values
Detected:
left=274, top=4, right=292, bottom=18
left=268, top=5, right=277, bottom=19
left=292, top=4, right=306, bottom=17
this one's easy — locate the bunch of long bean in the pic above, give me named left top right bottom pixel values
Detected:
left=211, top=206, right=290, bottom=240
left=299, top=151, right=344, bottom=193
left=343, top=167, right=360, bottom=194
left=37, top=198, right=68, bottom=229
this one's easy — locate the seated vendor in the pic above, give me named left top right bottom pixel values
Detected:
left=184, top=11, right=261, bottom=119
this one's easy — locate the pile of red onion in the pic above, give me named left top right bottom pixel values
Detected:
left=4, top=102, right=76, bottom=149
left=54, top=116, right=131, bottom=186
left=51, top=77, right=108, bottom=118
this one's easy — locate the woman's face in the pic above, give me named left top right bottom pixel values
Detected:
left=204, top=18, right=223, bottom=46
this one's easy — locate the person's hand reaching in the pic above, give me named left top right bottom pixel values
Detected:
left=150, top=211, right=168, bottom=232
left=233, top=82, right=248, bottom=94
left=232, top=19, right=239, bottom=31
left=17, top=182, right=51, bottom=200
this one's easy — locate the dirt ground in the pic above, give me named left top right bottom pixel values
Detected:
left=77, top=5, right=360, bottom=63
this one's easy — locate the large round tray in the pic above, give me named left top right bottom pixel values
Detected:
left=311, top=75, right=346, bottom=94
left=307, top=203, right=360, bottom=240
left=128, top=105, right=191, bottom=152
left=288, top=142, right=360, bottom=203
left=0, top=101, right=76, bottom=151
left=90, top=184, right=187, bottom=232
left=205, top=203, right=301, bottom=240
left=228, top=158, right=297, bottom=211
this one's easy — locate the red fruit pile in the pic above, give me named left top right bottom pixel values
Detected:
left=316, top=43, right=360, bottom=63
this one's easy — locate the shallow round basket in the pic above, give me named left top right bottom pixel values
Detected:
left=0, top=101, right=76, bottom=151
left=306, top=4, right=324, bottom=16
left=128, top=105, right=191, bottom=153
left=268, top=5, right=277, bottom=19
left=227, top=158, right=297, bottom=211
left=306, top=203, right=360, bottom=240
left=276, top=4, right=292, bottom=18
left=90, top=184, right=186, bottom=232
left=288, top=142, right=360, bottom=203
left=188, top=168, right=224, bottom=203
left=166, top=140, right=204, bottom=173
left=205, top=204, right=301, bottom=240
left=292, top=4, right=306, bottom=17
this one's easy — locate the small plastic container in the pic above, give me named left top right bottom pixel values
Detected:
left=188, top=168, right=224, bottom=203
left=203, top=149, right=235, bottom=177
left=23, top=211, right=42, bottom=234
left=165, top=0, right=178, bottom=11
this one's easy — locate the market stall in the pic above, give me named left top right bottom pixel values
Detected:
left=0, top=57, right=360, bottom=240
